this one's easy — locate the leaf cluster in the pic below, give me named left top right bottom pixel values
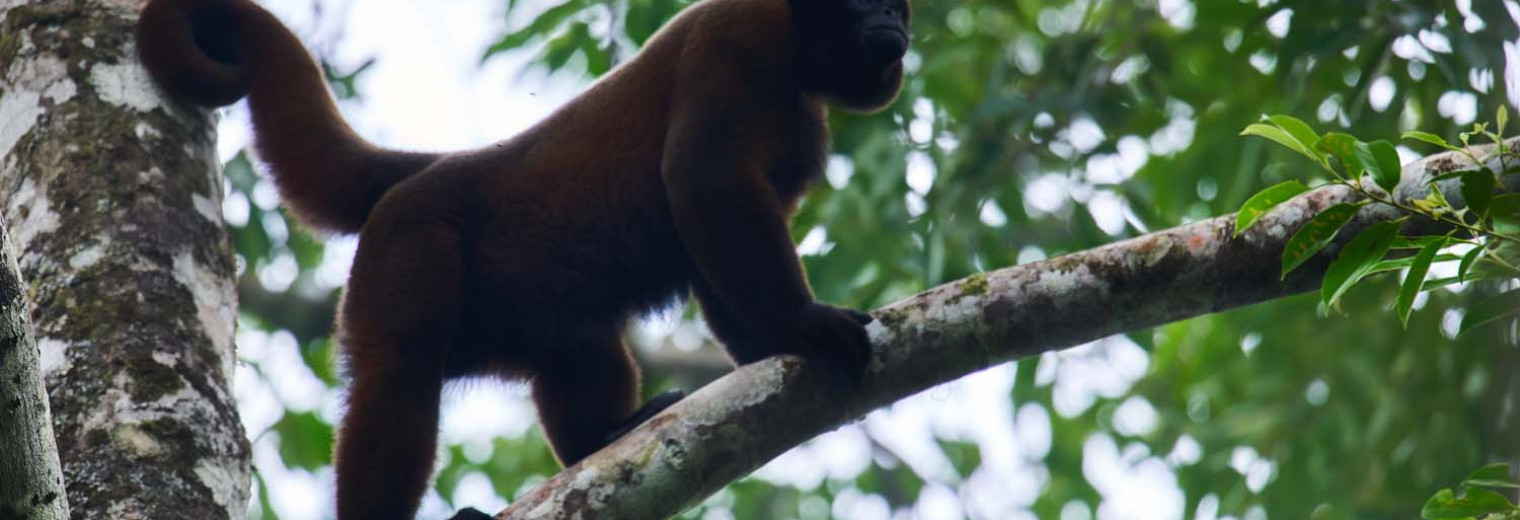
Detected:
left=1239, top=112, right=1520, bottom=330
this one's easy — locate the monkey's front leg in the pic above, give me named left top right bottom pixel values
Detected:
left=665, top=177, right=873, bottom=379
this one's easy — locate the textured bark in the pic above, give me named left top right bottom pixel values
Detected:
left=0, top=217, right=67, bottom=520
left=493, top=142, right=1519, bottom=520
left=0, top=2, right=249, bottom=519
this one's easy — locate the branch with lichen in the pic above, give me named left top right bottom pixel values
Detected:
left=486, top=140, right=1519, bottom=520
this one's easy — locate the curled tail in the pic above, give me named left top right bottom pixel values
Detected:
left=137, top=0, right=439, bottom=234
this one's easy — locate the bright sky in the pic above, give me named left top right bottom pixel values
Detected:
left=219, top=1, right=1222, bottom=519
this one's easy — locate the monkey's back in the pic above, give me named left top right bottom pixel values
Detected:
left=376, top=0, right=818, bottom=372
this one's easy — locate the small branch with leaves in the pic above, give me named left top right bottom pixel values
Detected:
left=1239, top=109, right=1520, bottom=333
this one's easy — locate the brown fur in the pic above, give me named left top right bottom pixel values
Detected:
left=136, top=0, right=909, bottom=517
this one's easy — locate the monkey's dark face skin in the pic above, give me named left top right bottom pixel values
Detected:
left=794, top=0, right=912, bottom=112
left=849, top=0, right=911, bottom=64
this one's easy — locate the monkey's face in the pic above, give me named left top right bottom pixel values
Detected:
left=795, top=0, right=911, bottom=113
left=849, top=0, right=910, bottom=66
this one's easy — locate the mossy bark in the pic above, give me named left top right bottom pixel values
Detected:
left=0, top=1, right=249, bottom=519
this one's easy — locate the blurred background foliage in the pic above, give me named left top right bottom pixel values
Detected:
left=227, top=0, right=1520, bottom=519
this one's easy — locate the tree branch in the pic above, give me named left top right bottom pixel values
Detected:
left=485, top=141, right=1517, bottom=520
left=0, top=217, right=68, bottom=519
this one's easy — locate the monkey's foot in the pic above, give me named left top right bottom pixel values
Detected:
left=604, top=389, right=687, bottom=444
left=446, top=507, right=494, bottom=520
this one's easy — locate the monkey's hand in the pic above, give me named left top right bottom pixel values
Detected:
left=771, top=303, right=875, bottom=381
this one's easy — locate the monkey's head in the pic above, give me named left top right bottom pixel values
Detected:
left=792, top=0, right=911, bottom=113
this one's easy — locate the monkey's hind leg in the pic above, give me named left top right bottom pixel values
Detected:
left=333, top=221, right=465, bottom=520
left=691, top=280, right=768, bottom=365
left=603, top=388, right=686, bottom=444
left=530, top=329, right=648, bottom=467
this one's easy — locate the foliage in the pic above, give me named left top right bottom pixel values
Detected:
left=229, top=0, right=1520, bottom=519
left=1238, top=112, right=1519, bottom=326
left=1422, top=464, right=1520, bottom=520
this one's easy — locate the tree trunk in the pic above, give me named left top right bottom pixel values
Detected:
left=0, top=2, right=250, bottom=519
left=0, top=216, right=67, bottom=520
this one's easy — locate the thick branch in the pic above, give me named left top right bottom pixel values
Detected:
left=489, top=141, right=1516, bottom=520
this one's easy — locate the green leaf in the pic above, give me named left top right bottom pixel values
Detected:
left=1493, top=194, right=1520, bottom=222
left=1423, top=489, right=1461, bottom=519
left=482, top=0, right=587, bottom=61
left=1431, top=183, right=1455, bottom=207
left=1392, top=235, right=1450, bottom=249
left=1235, top=180, right=1311, bottom=237
left=1404, top=131, right=1455, bottom=150
left=1398, top=239, right=1445, bottom=328
left=1321, top=221, right=1401, bottom=310
left=1422, top=487, right=1517, bottom=519
left=1421, top=276, right=1471, bottom=292
left=1282, top=203, right=1360, bottom=277
left=1371, top=254, right=1462, bottom=275
left=1461, top=170, right=1496, bottom=218
left=583, top=40, right=612, bottom=77
left=1460, top=245, right=1487, bottom=281
left=936, top=440, right=982, bottom=479
left=1315, top=133, right=1367, bottom=180
left=1499, top=105, right=1510, bottom=136
left=286, top=226, right=325, bottom=271
left=432, top=446, right=471, bottom=500
left=1458, top=288, right=1520, bottom=336
left=1465, top=463, right=1520, bottom=489
left=855, top=462, right=926, bottom=509
left=1415, top=183, right=1456, bottom=216
left=1242, top=123, right=1321, bottom=165
left=299, top=338, right=340, bottom=387
left=1368, top=141, right=1403, bottom=194
left=1267, top=115, right=1325, bottom=161
left=271, top=411, right=335, bottom=471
